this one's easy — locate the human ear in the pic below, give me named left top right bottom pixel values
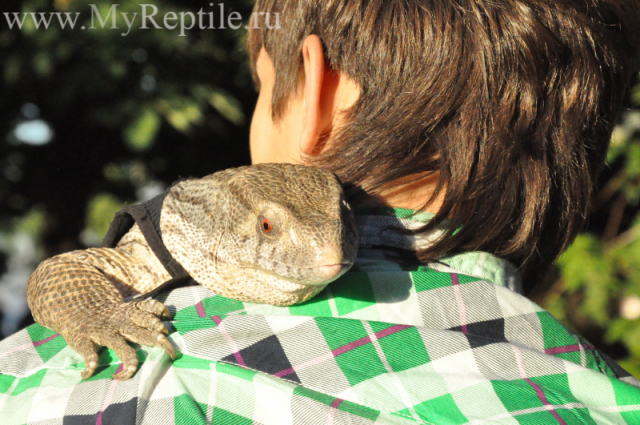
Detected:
left=299, top=35, right=340, bottom=157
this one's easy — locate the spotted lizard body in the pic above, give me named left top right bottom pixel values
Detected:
left=27, top=163, right=358, bottom=380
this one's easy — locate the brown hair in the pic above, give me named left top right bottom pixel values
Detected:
left=247, top=0, right=640, bottom=292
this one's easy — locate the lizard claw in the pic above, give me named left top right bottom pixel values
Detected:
left=113, top=364, right=138, bottom=381
left=72, top=336, right=100, bottom=380
left=81, top=363, right=98, bottom=380
left=160, top=307, right=172, bottom=320
left=157, top=334, right=176, bottom=360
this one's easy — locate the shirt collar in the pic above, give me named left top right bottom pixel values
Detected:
left=354, top=207, right=523, bottom=293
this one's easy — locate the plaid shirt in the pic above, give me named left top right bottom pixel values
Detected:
left=0, top=209, right=638, bottom=424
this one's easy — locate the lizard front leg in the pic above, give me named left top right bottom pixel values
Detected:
left=27, top=250, right=175, bottom=380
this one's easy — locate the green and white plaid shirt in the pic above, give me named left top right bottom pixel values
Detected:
left=0, top=209, right=638, bottom=424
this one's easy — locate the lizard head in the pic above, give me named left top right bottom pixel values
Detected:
left=166, top=163, right=358, bottom=305
left=217, top=163, right=358, bottom=304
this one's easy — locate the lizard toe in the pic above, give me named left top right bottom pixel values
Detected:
left=93, top=330, right=140, bottom=381
left=119, top=323, right=176, bottom=361
left=137, top=299, right=172, bottom=319
left=153, top=321, right=169, bottom=335
left=70, top=336, right=100, bottom=380
left=126, top=307, right=169, bottom=334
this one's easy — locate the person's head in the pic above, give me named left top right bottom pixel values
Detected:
left=247, top=0, right=640, bottom=292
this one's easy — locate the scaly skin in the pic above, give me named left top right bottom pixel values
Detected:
left=27, top=163, right=358, bottom=380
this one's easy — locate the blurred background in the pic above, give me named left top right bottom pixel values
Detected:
left=1, top=0, right=640, bottom=379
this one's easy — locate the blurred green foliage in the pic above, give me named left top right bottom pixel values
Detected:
left=0, top=0, right=255, bottom=242
left=540, top=74, right=640, bottom=379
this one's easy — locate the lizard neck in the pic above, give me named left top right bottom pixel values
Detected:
left=159, top=176, right=229, bottom=291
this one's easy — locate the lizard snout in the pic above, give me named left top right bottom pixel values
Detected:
left=302, top=243, right=354, bottom=285
left=307, top=263, right=351, bottom=285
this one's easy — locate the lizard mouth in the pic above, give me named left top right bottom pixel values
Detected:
left=216, top=260, right=355, bottom=303
left=301, top=263, right=352, bottom=285
left=236, top=260, right=353, bottom=288
left=258, top=262, right=352, bottom=297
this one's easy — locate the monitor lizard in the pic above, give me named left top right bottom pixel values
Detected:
left=26, top=163, right=358, bottom=380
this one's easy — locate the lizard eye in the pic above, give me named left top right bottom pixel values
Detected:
left=261, top=217, right=273, bottom=234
